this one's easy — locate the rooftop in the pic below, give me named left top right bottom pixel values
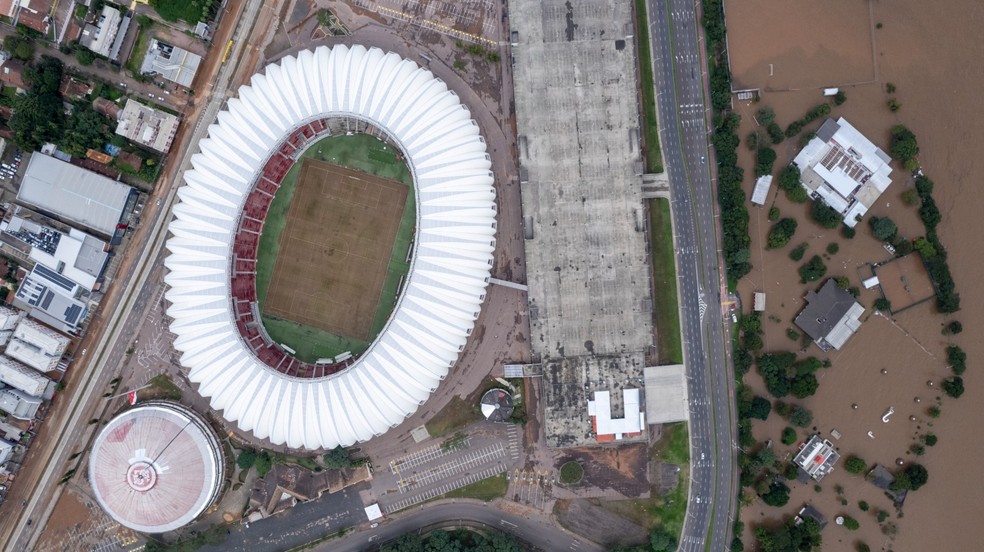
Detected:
left=4, top=211, right=109, bottom=290
left=588, top=388, right=645, bottom=441
left=793, top=434, right=840, bottom=481
left=14, top=265, right=89, bottom=333
left=794, top=279, right=864, bottom=351
left=0, top=386, right=41, bottom=420
left=793, top=117, right=892, bottom=227
left=541, top=353, right=647, bottom=447
left=17, top=154, right=136, bottom=238
left=116, top=99, right=180, bottom=153
left=79, top=5, right=122, bottom=58
left=140, top=39, right=201, bottom=88
left=513, top=0, right=653, bottom=360
left=643, top=364, right=689, bottom=424
left=0, top=354, right=52, bottom=397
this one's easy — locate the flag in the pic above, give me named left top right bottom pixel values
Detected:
left=128, top=391, right=138, bottom=405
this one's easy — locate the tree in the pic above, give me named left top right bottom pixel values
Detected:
left=322, top=445, right=355, bottom=469
left=789, top=243, right=808, bottom=261
left=869, top=216, right=898, bottom=241
left=833, top=90, right=846, bottom=105
left=254, top=451, right=273, bottom=477
left=75, top=48, right=95, bottom=66
left=755, top=147, right=777, bottom=177
left=768, top=206, right=780, bottom=221
left=59, top=103, right=112, bottom=157
left=767, top=218, right=798, bottom=249
left=3, top=35, right=34, bottom=60
left=767, top=122, right=784, bottom=144
left=873, top=298, right=891, bottom=312
left=834, top=276, right=849, bottom=289
left=901, top=189, right=919, bottom=205
left=761, top=481, right=791, bottom=507
left=799, top=255, right=827, bottom=284
left=237, top=448, right=256, bottom=470
left=749, top=396, right=772, bottom=420
left=890, top=125, right=919, bottom=161
left=843, top=456, right=867, bottom=474
left=650, top=527, right=678, bottom=552
left=943, top=376, right=964, bottom=398
left=924, top=433, right=938, bottom=446
left=790, top=374, right=819, bottom=399
left=904, top=464, right=928, bottom=491
left=810, top=200, right=843, bottom=228
left=942, top=321, right=962, bottom=336
left=756, top=106, right=776, bottom=125
left=827, top=242, right=840, bottom=255
left=842, top=516, right=860, bottom=530
left=790, top=405, right=813, bottom=428
left=781, top=427, right=797, bottom=445
left=914, top=236, right=937, bottom=258
left=841, top=226, right=856, bottom=239
left=10, top=56, right=66, bottom=151
left=946, top=345, right=966, bottom=375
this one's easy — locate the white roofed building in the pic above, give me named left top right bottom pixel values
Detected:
left=14, top=318, right=70, bottom=357
left=0, top=305, right=21, bottom=331
left=794, top=434, right=840, bottom=481
left=79, top=5, right=123, bottom=58
left=14, top=265, right=89, bottom=334
left=17, top=154, right=137, bottom=242
left=792, top=117, right=892, bottom=227
left=587, top=389, right=645, bottom=442
left=164, top=45, right=496, bottom=450
left=116, top=99, right=180, bottom=153
left=0, top=355, right=52, bottom=396
left=0, top=438, right=14, bottom=465
left=3, top=210, right=110, bottom=291
left=0, top=386, right=42, bottom=419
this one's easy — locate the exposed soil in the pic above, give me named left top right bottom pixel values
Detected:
left=557, top=443, right=650, bottom=498
left=553, top=499, right=649, bottom=548
left=724, top=1, right=984, bottom=550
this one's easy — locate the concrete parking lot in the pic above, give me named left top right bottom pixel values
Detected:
left=371, top=425, right=522, bottom=513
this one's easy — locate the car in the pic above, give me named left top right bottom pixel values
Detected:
left=731, top=313, right=737, bottom=323
left=158, top=96, right=164, bottom=101
left=701, top=453, right=705, bottom=460
left=701, top=156, right=706, bottom=164
left=370, top=523, right=379, bottom=528
left=155, top=199, right=162, bottom=206
left=81, top=348, right=87, bottom=356
left=696, top=497, right=701, bottom=504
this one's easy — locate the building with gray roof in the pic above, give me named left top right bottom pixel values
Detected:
left=140, top=39, right=201, bottom=88
left=794, top=279, right=864, bottom=351
left=79, top=5, right=123, bottom=58
left=0, top=355, right=52, bottom=397
left=0, top=386, right=41, bottom=420
left=14, top=265, right=89, bottom=334
left=17, top=154, right=137, bottom=241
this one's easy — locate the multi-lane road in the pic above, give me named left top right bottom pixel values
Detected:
left=645, top=0, right=738, bottom=550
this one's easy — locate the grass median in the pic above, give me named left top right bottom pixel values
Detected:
left=649, top=199, right=683, bottom=365
left=635, top=0, right=664, bottom=173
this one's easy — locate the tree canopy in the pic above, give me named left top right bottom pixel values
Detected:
left=798, top=255, right=827, bottom=284
left=869, top=216, right=898, bottom=241
left=9, top=56, right=65, bottom=151
left=844, top=456, right=867, bottom=474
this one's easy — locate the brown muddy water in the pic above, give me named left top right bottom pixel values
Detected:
left=724, top=0, right=984, bottom=550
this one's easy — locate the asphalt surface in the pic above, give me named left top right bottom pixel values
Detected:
left=646, top=0, right=738, bottom=550
left=200, top=484, right=369, bottom=552
left=310, top=501, right=599, bottom=552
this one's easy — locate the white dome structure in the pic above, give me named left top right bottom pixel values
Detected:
left=88, top=402, right=224, bottom=533
left=164, top=45, right=496, bottom=450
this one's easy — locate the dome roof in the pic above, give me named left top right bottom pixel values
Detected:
left=163, top=44, right=496, bottom=450
left=88, top=402, right=224, bottom=533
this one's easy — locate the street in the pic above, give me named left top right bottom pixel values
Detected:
left=646, top=0, right=738, bottom=550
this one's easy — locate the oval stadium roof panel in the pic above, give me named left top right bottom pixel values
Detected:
left=164, top=44, right=495, bottom=450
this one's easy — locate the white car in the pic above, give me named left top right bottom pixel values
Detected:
left=81, top=348, right=87, bottom=356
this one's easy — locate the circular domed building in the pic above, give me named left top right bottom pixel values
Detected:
left=88, top=402, right=225, bottom=533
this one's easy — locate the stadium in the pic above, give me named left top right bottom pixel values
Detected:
left=88, top=402, right=225, bottom=533
left=164, top=45, right=497, bottom=450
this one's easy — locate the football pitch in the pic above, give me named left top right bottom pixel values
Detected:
left=255, top=134, right=415, bottom=362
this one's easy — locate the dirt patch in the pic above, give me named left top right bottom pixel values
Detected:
left=557, top=443, right=650, bottom=497
left=36, top=485, right=138, bottom=552
left=553, top=499, right=649, bottom=548
left=263, top=159, right=408, bottom=340
left=724, top=0, right=875, bottom=91
left=873, top=254, right=935, bottom=313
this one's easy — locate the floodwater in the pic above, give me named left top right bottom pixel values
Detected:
left=724, top=0, right=984, bottom=550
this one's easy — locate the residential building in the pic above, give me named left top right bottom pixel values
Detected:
left=793, top=434, right=840, bottom=481
left=116, top=99, right=179, bottom=153
left=3, top=208, right=110, bottom=290
left=6, top=318, right=69, bottom=372
left=140, top=39, right=201, bottom=87
left=17, top=154, right=138, bottom=242
left=0, top=58, right=26, bottom=90
left=0, top=437, right=14, bottom=465
left=14, top=265, right=89, bottom=334
left=79, top=5, right=122, bottom=58
left=0, top=385, right=42, bottom=419
left=794, top=279, right=864, bottom=351
left=792, top=117, right=892, bottom=228
left=0, top=355, right=52, bottom=397
left=796, top=504, right=828, bottom=529
left=0, top=305, right=21, bottom=332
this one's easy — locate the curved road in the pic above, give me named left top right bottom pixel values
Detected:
left=645, top=0, right=738, bottom=550
left=312, top=502, right=599, bottom=552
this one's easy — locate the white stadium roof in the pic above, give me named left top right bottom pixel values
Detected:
left=164, top=45, right=496, bottom=450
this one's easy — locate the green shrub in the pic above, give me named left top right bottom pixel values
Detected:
left=799, top=255, right=827, bottom=283
left=781, top=427, right=797, bottom=445
left=789, top=243, right=808, bottom=261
